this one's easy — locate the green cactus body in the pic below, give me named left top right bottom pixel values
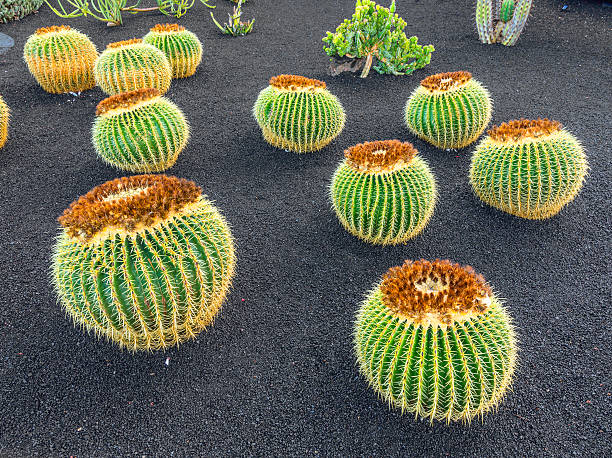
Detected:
left=253, top=75, right=345, bottom=153
left=23, top=25, right=98, bottom=94
left=0, top=95, right=8, bottom=149
left=470, top=119, right=588, bottom=219
left=499, top=0, right=515, bottom=22
left=355, top=259, right=517, bottom=423
left=94, top=39, right=172, bottom=96
left=500, top=0, right=532, bottom=46
left=405, top=71, right=492, bottom=149
left=143, top=23, right=203, bottom=79
left=93, top=89, right=189, bottom=172
left=330, top=140, right=436, bottom=245
left=475, top=0, right=495, bottom=44
left=52, top=175, right=236, bottom=351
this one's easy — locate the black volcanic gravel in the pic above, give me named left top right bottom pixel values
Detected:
left=0, top=1, right=611, bottom=456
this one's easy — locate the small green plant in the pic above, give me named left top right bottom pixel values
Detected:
left=52, top=174, right=236, bottom=351
left=93, top=89, right=189, bottom=172
left=1, top=0, right=43, bottom=22
left=323, top=0, right=434, bottom=78
left=24, top=25, right=99, bottom=94
left=210, top=0, right=254, bottom=36
left=94, top=39, right=172, bottom=95
left=253, top=75, right=345, bottom=153
left=330, top=140, right=437, bottom=245
left=0, top=95, right=9, bottom=149
left=355, top=259, right=517, bottom=422
left=405, top=71, right=492, bottom=149
left=476, top=0, right=532, bottom=46
left=143, top=23, right=203, bottom=79
left=470, top=119, right=588, bottom=219
left=44, top=0, right=214, bottom=27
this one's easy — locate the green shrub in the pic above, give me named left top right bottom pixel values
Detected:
left=1, top=0, right=43, bottom=23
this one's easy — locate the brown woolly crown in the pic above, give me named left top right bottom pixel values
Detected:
left=269, top=75, right=326, bottom=90
left=151, top=23, right=185, bottom=33
left=36, top=25, right=71, bottom=35
left=107, top=38, right=143, bottom=49
left=488, top=118, right=563, bottom=142
left=380, top=259, right=493, bottom=325
left=345, top=140, right=417, bottom=173
left=420, top=71, right=472, bottom=92
left=96, top=88, right=161, bottom=116
left=59, top=175, right=201, bottom=242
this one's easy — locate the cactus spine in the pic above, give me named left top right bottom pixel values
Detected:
left=470, top=119, right=588, bottom=219
left=355, top=259, right=517, bottom=423
left=405, top=71, right=492, bottom=149
left=0, top=95, right=8, bottom=149
left=23, top=25, right=98, bottom=94
left=92, top=89, right=189, bottom=172
left=94, top=39, right=172, bottom=96
left=476, top=0, right=532, bottom=46
left=52, top=175, right=236, bottom=351
left=330, top=140, right=437, bottom=245
left=253, top=75, right=345, bottom=153
left=143, top=24, right=203, bottom=79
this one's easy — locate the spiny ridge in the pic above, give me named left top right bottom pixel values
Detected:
left=59, top=175, right=201, bottom=242
left=151, top=23, right=185, bottom=33
left=381, top=259, right=492, bottom=325
left=96, top=88, right=161, bottom=116
left=345, top=140, right=417, bottom=173
left=107, top=38, right=143, bottom=49
left=488, top=118, right=563, bottom=142
left=269, top=74, right=326, bottom=90
left=420, top=71, right=472, bottom=92
left=36, top=25, right=71, bottom=35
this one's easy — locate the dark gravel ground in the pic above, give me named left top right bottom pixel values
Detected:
left=0, top=0, right=611, bottom=456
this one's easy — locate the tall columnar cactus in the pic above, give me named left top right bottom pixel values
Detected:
left=52, top=175, right=236, bottom=351
left=23, top=25, right=98, bottom=94
left=470, top=119, right=588, bottom=219
left=405, top=71, right=492, bottom=149
left=0, top=95, right=9, bottom=149
left=143, top=24, right=203, bottom=79
left=355, top=259, right=517, bottom=422
left=476, top=0, right=532, bottom=46
left=92, top=89, right=189, bottom=172
left=330, top=140, right=437, bottom=245
left=94, top=39, right=172, bottom=96
left=253, top=75, right=345, bottom=153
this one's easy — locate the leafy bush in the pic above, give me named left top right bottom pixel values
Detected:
left=0, top=0, right=43, bottom=23
left=323, top=0, right=434, bottom=78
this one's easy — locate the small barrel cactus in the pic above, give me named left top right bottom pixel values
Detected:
left=23, top=25, right=98, bottom=94
left=52, top=174, right=236, bottom=351
left=92, top=88, right=189, bottom=172
left=470, top=119, right=588, bottom=219
left=143, top=24, right=203, bottom=79
left=94, top=39, right=172, bottom=96
left=330, top=140, right=437, bottom=245
left=355, top=259, right=517, bottom=423
left=405, top=71, right=492, bottom=149
left=253, top=75, right=345, bottom=153
left=0, top=95, right=9, bottom=149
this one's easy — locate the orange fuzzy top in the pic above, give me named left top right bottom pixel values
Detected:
left=107, top=38, right=143, bottom=49
left=269, top=75, right=326, bottom=90
left=488, top=118, right=563, bottom=142
left=150, top=23, right=185, bottom=33
left=96, top=88, right=161, bottom=116
left=345, top=140, right=417, bottom=173
left=420, top=71, right=472, bottom=92
left=381, top=259, right=493, bottom=325
left=59, top=175, right=201, bottom=242
left=36, top=25, right=71, bottom=35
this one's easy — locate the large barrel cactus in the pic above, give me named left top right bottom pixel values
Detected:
left=23, top=25, right=98, bottom=94
left=143, top=23, right=203, bottom=79
left=355, top=259, right=517, bottom=423
left=330, top=140, right=436, bottom=245
left=476, top=0, right=532, bottom=46
left=0, top=95, right=8, bottom=149
left=405, top=71, right=492, bottom=149
left=470, top=119, right=588, bottom=219
left=92, top=89, right=189, bottom=172
left=52, top=175, right=236, bottom=351
left=253, top=75, right=345, bottom=153
left=94, top=39, right=172, bottom=96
